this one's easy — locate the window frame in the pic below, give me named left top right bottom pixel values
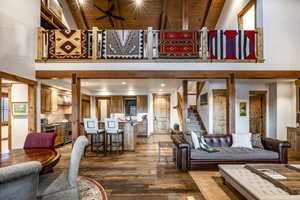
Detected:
left=238, top=0, right=257, bottom=30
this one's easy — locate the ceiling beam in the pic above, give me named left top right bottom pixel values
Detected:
left=66, top=0, right=89, bottom=29
left=159, top=0, right=168, bottom=30
left=36, top=70, right=300, bottom=80
left=201, top=0, right=212, bottom=28
left=182, top=0, right=189, bottom=30
left=203, top=0, right=225, bottom=29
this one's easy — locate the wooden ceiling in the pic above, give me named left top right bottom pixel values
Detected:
left=66, top=0, right=225, bottom=30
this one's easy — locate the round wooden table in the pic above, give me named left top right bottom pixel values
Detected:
left=0, top=149, right=61, bottom=173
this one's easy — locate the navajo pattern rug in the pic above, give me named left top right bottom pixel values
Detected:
left=208, top=30, right=256, bottom=60
left=158, top=31, right=200, bottom=58
left=48, top=30, right=88, bottom=59
left=101, top=30, right=144, bottom=59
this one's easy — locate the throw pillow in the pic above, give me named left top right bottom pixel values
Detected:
left=199, top=136, right=219, bottom=153
left=251, top=133, right=264, bottom=149
left=191, top=131, right=200, bottom=149
left=231, top=133, right=253, bottom=149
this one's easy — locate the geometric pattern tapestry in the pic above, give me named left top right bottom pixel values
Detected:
left=208, top=30, right=256, bottom=60
left=158, top=31, right=199, bottom=58
left=101, top=30, right=144, bottom=59
left=48, top=30, right=88, bottom=59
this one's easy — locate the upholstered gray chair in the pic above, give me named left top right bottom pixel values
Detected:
left=0, top=161, right=42, bottom=200
left=37, top=136, right=90, bottom=200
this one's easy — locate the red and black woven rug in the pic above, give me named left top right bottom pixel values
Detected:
left=158, top=31, right=200, bottom=58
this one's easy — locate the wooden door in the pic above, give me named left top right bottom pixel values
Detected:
left=111, top=96, right=123, bottom=113
left=213, top=90, right=227, bottom=135
left=249, top=91, right=266, bottom=136
left=137, top=95, right=148, bottom=113
left=153, top=94, right=170, bottom=133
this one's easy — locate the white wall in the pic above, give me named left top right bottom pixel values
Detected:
left=11, top=84, right=29, bottom=149
left=0, top=0, right=40, bottom=80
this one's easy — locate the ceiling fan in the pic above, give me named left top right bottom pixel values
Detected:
left=94, top=0, right=125, bottom=27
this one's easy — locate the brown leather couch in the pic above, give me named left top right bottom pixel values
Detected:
left=171, top=134, right=291, bottom=171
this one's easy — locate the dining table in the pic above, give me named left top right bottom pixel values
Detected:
left=0, top=148, right=61, bottom=173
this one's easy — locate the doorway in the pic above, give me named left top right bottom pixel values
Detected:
left=153, top=94, right=170, bottom=133
left=213, top=89, right=227, bottom=134
left=249, top=91, right=267, bottom=137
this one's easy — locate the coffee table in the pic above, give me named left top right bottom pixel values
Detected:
left=219, top=164, right=300, bottom=200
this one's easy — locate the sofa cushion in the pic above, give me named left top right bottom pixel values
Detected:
left=190, top=147, right=279, bottom=160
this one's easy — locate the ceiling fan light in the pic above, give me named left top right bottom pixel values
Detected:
left=135, top=0, right=142, bottom=5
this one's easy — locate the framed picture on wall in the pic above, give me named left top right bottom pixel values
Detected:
left=200, top=93, right=208, bottom=105
left=239, top=102, right=247, bottom=116
left=12, top=103, right=28, bottom=116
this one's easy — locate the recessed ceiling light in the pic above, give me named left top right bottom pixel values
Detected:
left=161, top=83, right=165, bottom=87
left=122, top=82, right=127, bottom=85
left=135, top=0, right=142, bottom=5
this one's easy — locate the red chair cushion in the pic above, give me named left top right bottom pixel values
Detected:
left=23, top=132, right=57, bottom=149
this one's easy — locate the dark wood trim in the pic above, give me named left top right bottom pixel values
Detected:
left=0, top=71, right=37, bottom=85
left=71, top=73, right=81, bottom=144
left=249, top=90, right=267, bottom=95
left=0, top=122, right=8, bottom=126
left=36, top=70, right=300, bottom=79
left=226, top=74, right=236, bottom=135
left=182, top=80, right=188, bottom=132
left=238, top=0, right=256, bottom=29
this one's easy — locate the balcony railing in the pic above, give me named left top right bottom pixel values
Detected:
left=36, top=27, right=264, bottom=63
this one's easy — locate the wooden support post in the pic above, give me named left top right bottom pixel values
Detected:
left=226, top=74, right=236, bottom=135
left=92, top=27, right=98, bottom=60
left=182, top=0, right=189, bottom=30
left=256, top=28, right=264, bottom=61
left=37, top=27, right=45, bottom=60
left=28, top=84, right=37, bottom=133
left=72, top=73, right=81, bottom=144
left=147, top=27, right=153, bottom=60
left=201, top=27, right=209, bottom=60
left=182, top=80, right=188, bottom=132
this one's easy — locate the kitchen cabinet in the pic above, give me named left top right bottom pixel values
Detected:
left=111, top=96, right=123, bottom=113
left=137, top=95, right=148, bottom=113
left=54, top=125, right=64, bottom=147
left=51, top=91, right=58, bottom=112
left=81, top=100, right=91, bottom=120
left=41, top=87, right=52, bottom=113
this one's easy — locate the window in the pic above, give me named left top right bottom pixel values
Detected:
left=238, top=0, right=256, bottom=30
left=1, top=97, right=8, bottom=123
left=124, top=98, right=136, bottom=116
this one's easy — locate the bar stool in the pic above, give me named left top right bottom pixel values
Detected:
left=83, top=118, right=105, bottom=153
left=104, top=118, right=124, bottom=154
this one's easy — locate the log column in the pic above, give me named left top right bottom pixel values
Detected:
left=72, top=73, right=81, bottom=144
left=28, top=84, right=37, bottom=133
left=226, top=74, right=236, bottom=135
left=182, top=80, right=188, bottom=132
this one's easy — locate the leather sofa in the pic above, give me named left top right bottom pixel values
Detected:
left=171, top=134, right=291, bottom=171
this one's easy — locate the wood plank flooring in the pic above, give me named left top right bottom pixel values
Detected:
left=55, top=134, right=205, bottom=200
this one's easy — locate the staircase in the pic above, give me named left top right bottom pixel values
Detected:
left=186, top=106, right=207, bottom=135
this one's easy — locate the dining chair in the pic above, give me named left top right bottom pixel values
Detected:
left=24, top=132, right=57, bottom=149
left=37, top=136, right=90, bottom=200
left=83, top=118, right=105, bottom=153
left=0, top=161, right=42, bottom=200
left=104, top=118, right=124, bottom=153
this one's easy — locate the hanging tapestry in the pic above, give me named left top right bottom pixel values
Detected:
left=208, top=30, right=256, bottom=60
left=48, top=30, right=88, bottom=59
left=158, top=31, right=199, bottom=58
left=101, top=30, right=144, bottom=59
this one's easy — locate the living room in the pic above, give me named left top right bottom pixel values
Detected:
left=2, top=0, right=300, bottom=199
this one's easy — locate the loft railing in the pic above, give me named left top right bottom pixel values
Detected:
left=36, top=27, right=264, bottom=63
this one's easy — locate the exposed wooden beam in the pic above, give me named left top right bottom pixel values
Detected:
left=0, top=71, right=37, bottom=85
left=182, top=0, right=189, bottom=30
left=201, top=0, right=212, bottom=28
left=182, top=80, right=188, bottom=132
left=36, top=70, right=300, bottom=80
left=71, top=73, right=81, bottom=144
left=203, top=0, right=225, bottom=29
left=160, top=0, right=168, bottom=30
left=66, top=0, right=88, bottom=29
left=226, top=74, right=236, bottom=135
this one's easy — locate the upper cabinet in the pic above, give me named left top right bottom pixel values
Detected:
left=137, top=95, right=148, bottom=113
left=111, top=96, right=124, bottom=113
left=41, top=86, right=52, bottom=113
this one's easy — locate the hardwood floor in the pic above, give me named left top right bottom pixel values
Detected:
left=55, top=134, right=205, bottom=200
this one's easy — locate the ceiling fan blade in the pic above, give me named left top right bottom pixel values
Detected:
left=108, top=17, right=115, bottom=27
left=109, top=4, right=115, bottom=12
left=112, top=15, right=125, bottom=21
left=94, top=4, right=106, bottom=14
left=96, top=15, right=107, bottom=20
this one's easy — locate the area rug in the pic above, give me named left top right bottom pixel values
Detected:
left=158, top=31, right=200, bottom=58
left=78, top=176, right=108, bottom=200
left=101, top=30, right=144, bottom=59
left=189, top=171, right=245, bottom=200
left=208, top=30, right=256, bottom=60
left=48, top=30, right=88, bottom=59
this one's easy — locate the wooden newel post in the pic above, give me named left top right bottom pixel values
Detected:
left=256, top=27, right=264, bottom=61
left=72, top=73, right=81, bottom=145
left=37, top=27, right=45, bottom=60
left=226, top=74, right=236, bottom=135
left=182, top=80, right=188, bottom=132
left=201, top=27, right=209, bottom=60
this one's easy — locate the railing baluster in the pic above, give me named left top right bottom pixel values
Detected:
left=256, top=27, right=264, bottom=61
left=92, top=27, right=98, bottom=60
left=147, top=27, right=153, bottom=60
left=201, top=27, right=209, bottom=60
